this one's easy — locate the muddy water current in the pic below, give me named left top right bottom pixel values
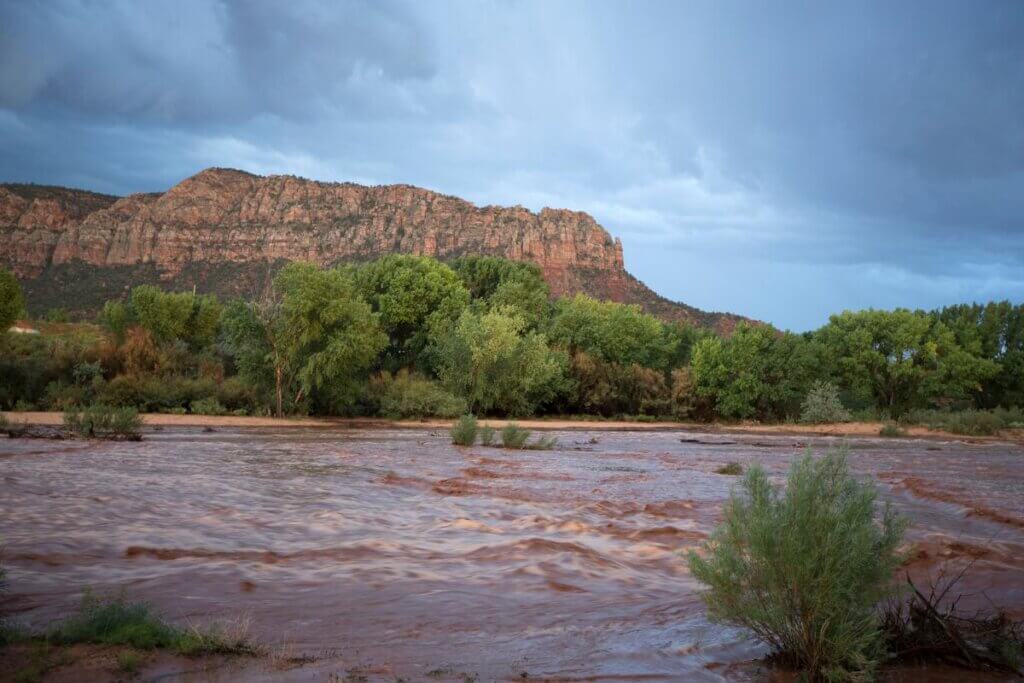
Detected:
left=1, top=428, right=1022, bottom=681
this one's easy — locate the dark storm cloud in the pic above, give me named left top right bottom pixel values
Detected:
left=1, top=0, right=1022, bottom=329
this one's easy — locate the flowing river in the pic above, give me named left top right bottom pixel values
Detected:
left=1, top=428, right=1022, bottom=681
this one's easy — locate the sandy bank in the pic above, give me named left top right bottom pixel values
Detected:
left=4, top=411, right=1021, bottom=443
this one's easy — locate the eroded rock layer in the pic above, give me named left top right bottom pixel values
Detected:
left=1, top=168, right=745, bottom=331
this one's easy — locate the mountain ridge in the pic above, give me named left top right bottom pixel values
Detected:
left=1, top=168, right=751, bottom=332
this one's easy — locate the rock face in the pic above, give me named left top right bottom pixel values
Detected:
left=1, top=168, right=747, bottom=331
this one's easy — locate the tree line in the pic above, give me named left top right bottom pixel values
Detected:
left=0, top=259, right=1021, bottom=422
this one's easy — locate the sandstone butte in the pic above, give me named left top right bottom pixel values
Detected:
left=0, top=167, right=748, bottom=332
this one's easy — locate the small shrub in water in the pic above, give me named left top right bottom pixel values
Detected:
left=799, top=381, right=851, bottom=424
left=478, top=425, right=495, bottom=446
left=715, top=462, right=743, bottom=476
left=450, top=415, right=478, bottom=446
left=501, top=423, right=531, bottom=449
left=688, top=447, right=905, bottom=681
left=526, top=434, right=558, bottom=450
left=64, top=404, right=142, bottom=440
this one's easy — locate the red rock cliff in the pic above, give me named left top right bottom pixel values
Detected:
left=1, top=168, right=747, bottom=331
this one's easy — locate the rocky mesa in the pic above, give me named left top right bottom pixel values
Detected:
left=1, top=168, right=747, bottom=332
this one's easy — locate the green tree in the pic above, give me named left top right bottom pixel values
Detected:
left=817, top=309, right=996, bottom=417
left=450, top=255, right=551, bottom=328
left=433, top=307, right=567, bottom=415
left=691, top=324, right=776, bottom=420
left=547, top=294, right=675, bottom=370
left=0, top=268, right=26, bottom=332
left=130, top=286, right=193, bottom=343
left=277, top=263, right=387, bottom=412
left=222, top=294, right=293, bottom=417
left=98, top=301, right=131, bottom=344
left=128, top=286, right=222, bottom=349
left=350, top=255, right=470, bottom=370
left=934, top=301, right=1024, bottom=408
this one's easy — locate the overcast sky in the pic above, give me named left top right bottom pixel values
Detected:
left=2, top=1, right=1022, bottom=330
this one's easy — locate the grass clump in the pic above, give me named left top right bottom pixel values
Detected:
left=117, top=650, right=141, bottom=674
left=450, top=415, right=478, bottom=446
left=715, top=462, right=743, bottom=475
left=500, top=423, right=531, bottom=449
left=879, top=422, right=905, bottom=438
left=688, top=447, right=905, bottom=681
left=63, top=404, right=142, bottom=440
left=799, top=381, right=851, bottom=424
left=47, top=592, right=258, bottom=656
left=478, top=425, right=495, bottom=446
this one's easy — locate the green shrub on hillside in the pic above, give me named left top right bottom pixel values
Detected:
left=0, top=267, right=26, bottom=332
left=450, top=414, right=478, bottom=446
left=688, top=448, right=905, bottom=681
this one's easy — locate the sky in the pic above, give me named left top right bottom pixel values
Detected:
left=1, top=1, right=1022, bottom=331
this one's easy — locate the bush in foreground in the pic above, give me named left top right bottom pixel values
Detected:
left=688, top=448, right=905, bottom=681
left=450, top=414, right=478, bottom=446
left=63, top=405, right=142, bottom=440
left=799, top=381, right=851, bottom=424
left=48, top=592, right=257, bottom=656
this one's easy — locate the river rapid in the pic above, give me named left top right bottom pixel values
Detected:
left=1, top=428, right=1022, bottom=681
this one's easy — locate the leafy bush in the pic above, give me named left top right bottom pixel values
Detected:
left=190, top=397, right=225, bottom=416
left=800, top=381, right=851, bottom=424
left=368, top=370, right=466, bottom=418
left=501, top=423, right=531, bottom=449
left=64, top=405, right=142, bottom=440
left=688, top=448, right=905, bottom=681
left=715, top=462, right=743, bottom=475
left=450, top=414, right=478, bottom=446
left=45, top=308, right=70, bottom=323
left=478, top=425, right=495, bottom=446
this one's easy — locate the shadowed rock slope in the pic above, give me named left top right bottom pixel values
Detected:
left=1, top=168, right=749, bottom=332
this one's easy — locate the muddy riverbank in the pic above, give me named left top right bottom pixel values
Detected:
left=5, top=411, right=1020, bottom=443
left=1, top=428, right=1022, bottom=681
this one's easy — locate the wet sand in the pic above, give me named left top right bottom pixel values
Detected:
left=5, top=411, right=1020, bottom=442
left=1, top=428, right=1022, bottom=681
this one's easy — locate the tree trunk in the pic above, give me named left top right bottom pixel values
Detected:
left=275, top=365, right=283, bottom=418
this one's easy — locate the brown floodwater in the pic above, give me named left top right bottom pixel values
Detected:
left=1, top=428, right=1022, bottom=681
